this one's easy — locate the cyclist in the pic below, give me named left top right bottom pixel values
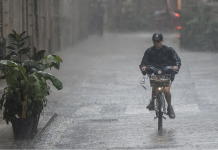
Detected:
left=139, top=33, right=181, bottom=119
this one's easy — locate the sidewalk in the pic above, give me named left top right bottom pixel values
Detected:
left=0, top=80, right=57, bottom=149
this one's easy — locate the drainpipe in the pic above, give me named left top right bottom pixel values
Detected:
left=177, top=0, right=181, bottom=11
left=165, top=0, right=173, bottom=31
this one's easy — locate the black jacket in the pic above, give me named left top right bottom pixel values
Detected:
left=140, top=45, right=181, bottom=70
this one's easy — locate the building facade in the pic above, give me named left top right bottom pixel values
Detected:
left=2, top=0, right=90, bottom=53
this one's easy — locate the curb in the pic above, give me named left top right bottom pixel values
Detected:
left=25, top=113, right=58, bottom=149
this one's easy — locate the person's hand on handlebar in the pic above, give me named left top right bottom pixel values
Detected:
left=141, top=66, right=146, bottom=71
left=173, top=66, right=179, bottom=70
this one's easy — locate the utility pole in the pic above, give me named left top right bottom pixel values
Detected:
left=165, top=0, right=173, bottom=31
left=0, top=0, right=5, bottom=59
left=177, top=0, right=181, bottom=11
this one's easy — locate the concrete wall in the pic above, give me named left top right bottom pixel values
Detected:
left=2, top=0, right=89, bottom=53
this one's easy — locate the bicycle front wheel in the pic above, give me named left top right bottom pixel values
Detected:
left=157, top=93, right=164, bottom=131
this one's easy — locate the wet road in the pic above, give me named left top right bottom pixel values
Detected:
left=33, top=33, right=218, bottom=149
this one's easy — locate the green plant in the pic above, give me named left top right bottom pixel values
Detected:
left=0, top=30, right=31, bottom=75
left=180, top=5, right=218, bottom=52
left=0, top=31, right=63, bottom=124
left=5, top=30, right=31, bottom=62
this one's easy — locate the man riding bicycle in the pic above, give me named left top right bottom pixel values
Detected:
left=139, top=33, right=181, bottom=119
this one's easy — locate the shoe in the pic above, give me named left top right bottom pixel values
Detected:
left=167, top=105, right=176, bottom=119
left=146, top=101, right=155, bottom=110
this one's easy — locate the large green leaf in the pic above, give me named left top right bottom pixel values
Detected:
left=19, top=41, right=25, bottom=48
left=5, top=69, right=21, bottom=86
left=28, top=74, right=47, bottom=98
left=8, top=34, right=16, bottom=42
left=36, top=50, right=46, bottom=61
left=23, top=60, right=45, bottom=72
left=10, top=50, right=17, bottom=56
left=8, top=61, right=26, bottom=74
left=31, top=50, right=46, bottom=61
left=11, top=42, right=17, bottom=46
left=19, top=31, right=26, bottom=37
left=18, top=47, right=31, bottom=55
left=44, top=61, right=60, bottom=70
left=51, top=61, right=60, bottom=70
left=23, top=60, right=36, bottom=72
left=44, top=54, right=63, bottom=62
left=0, top=60, right=11, bottom=66
left=6, top=46, right=16, bottom=50
left=0, top=60, right=26, bottom=78
left=12, top=30, right=17, bottom=35
left=35, top=71, right=63, bottom=90
left=38, top=50, right=46, bottom=57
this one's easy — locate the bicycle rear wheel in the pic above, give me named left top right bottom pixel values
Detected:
left=157, top=93, right=164, bottom=131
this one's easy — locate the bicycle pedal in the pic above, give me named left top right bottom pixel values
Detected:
left=154, top=117, right=158, bottom=119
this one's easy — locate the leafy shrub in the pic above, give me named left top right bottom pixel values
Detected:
left=0, top=31, right=63, bottom=124
left=180, top=5, right=218, bottom=52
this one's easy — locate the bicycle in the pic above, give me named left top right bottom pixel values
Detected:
left=140, top=65, right=177, bottom=131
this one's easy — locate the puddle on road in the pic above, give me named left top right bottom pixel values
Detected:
left=149, top=129, right=176, bottom=146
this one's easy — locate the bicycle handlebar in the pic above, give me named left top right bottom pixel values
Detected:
left=142, top=65, right=178, bottom=75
